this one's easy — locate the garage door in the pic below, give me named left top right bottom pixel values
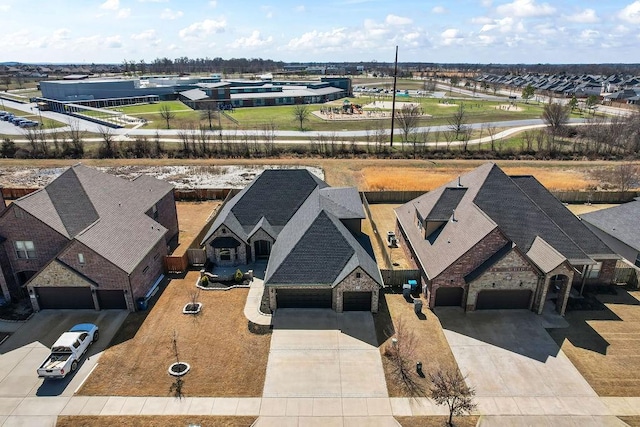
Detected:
left=343, top=291, right=372, bottom=311
left=435, top=287, right=464, bottom=307
left=476, top=289, right=532, bottom=310
left=276, top=288, right=332, bottom=309
left=36, top=287, right=94, bottom=309
left=97, top=290, right=127, bottom=309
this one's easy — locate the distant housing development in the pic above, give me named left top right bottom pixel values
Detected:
left=38, top=75, right=351, bottom=110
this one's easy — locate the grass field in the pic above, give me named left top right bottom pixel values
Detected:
left=79, top=271, right=271, bottom=397
left=548, top=289, right=640, bottom=397
left=108, top=101, right=190, bottom=114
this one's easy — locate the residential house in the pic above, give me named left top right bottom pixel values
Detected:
left=0, top=164, right=178, bottom=312
left=395, top=163, right=618, bottom=316
left=201, top=169, right=383, bottom=312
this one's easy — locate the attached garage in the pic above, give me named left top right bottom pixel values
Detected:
left=343, top=291, right=372, bottom=311
left=435, top=287, right=464, bottom=307
left=35, top=287, right=94, bottom=309
left=476, top=289, right=532, bottom=310
left=96, top=289, right=127, bottom=309
left=276, top=288, right=332, bottom=309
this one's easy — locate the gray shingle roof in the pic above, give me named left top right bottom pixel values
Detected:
left=427, top=187, right=467, bottom=221
left=581, top=200, right=640, bottom=252
left=13, top=164, right=173, bottom=274
left=526, top=236, right=567, bottom=273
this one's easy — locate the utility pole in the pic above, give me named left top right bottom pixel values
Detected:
left=390, top=45, right=398, bottom=148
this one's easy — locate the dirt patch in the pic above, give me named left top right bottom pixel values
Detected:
left=548, top=289, right=640, bottom=396
left=565, top=204, right=619, bottom=216
left=56, top=416, right=256, bottom=427
left=436, top=103, right=458, bottom=107
left=619, top=417, right=640, bottom=427
left=375, top=292, right=460, bottom=397
left=79, top=271, right=271, bottom=397
left=363, top=101, right=421, bottom=110
left=496, top=104, right=524, bottom=112
left=395, top=416, right=479, bottom=427
left=365, top=204, right=412, bottom=269
left=173, top=201, right=221, bottom=257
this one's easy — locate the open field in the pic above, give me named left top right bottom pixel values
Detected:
left=79, top=271, right=271, bottom=397
left=0, top=159, right=637, bottom=193
left=107, top=100, right=190, bottom=114
left=173, top=201, right=221, bottom=257
left=375, top=292, right=460, bottom=397
left=56, top=416, right=256, bottom=427
left=548, top=289, right=640, bottom=397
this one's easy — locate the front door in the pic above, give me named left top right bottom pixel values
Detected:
left=255, top=240, right=271, bottom=259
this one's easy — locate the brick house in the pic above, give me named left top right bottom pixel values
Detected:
left=0, top=164, right=178, bottom=312
left=201, top=169, right=383, bottom=312
left=395, top=163, right=618, bottom=316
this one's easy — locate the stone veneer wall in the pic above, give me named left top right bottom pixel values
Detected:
left=333, top=267, right=380, bottom=313
left=204, top=226, right=247, bottom=266
left=248, top=229, right=275, bottom=262
left=465, top=249, right=539, bottom=311
left=535, top=262, right=574, bottom=316
left=27, top=260, right=98, bottom=311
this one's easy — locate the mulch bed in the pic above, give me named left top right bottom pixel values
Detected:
left=202, top=279, right=250, bottom=289
left=0, top=299, right=33, bottom=321
left=260, top=287, right=272, bottom=315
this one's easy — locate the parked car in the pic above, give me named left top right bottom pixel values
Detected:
left=1, top=113, right=14, bottom=121
left=10, top=117, right=26, bottom=125
left=20, top=121, right=39, bottom=128
left=37, top=323, right=99, bottom=379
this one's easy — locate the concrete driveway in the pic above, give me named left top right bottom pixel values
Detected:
left=263, top=309, right=387, bottom=398
left=0, top=310, right=128, bottom=398
left=437, top=309, right=601, bottom=403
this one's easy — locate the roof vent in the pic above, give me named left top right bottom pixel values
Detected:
left=457, top=176, right=462, bottom=187
left=451, top=209, right=457, bottom=222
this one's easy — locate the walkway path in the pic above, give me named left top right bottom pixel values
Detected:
left=243, top=264, right=272, bottom=326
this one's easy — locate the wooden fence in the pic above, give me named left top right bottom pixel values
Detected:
left=164, top=254, right=188, bottom=273
left=614, top=266, right=639, bottom=289
left=380, top=269, right=421, bottom=286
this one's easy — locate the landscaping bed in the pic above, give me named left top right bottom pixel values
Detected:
left=56, top=416, right=256, bottom=427
left=374, top=291, right=461, bottom=397
left=395, top=416, right=479, bottom=427
left=548, top=289, right=640, bottom=396
left=0, top=299, right=33, bottom=321
left=79, top=271, right=271, bottom=397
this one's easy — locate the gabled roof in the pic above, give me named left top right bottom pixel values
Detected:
left=12, top=164, right=173, bottom=273
left=581, top=199, right=640, bottom=252
left=526, top=236, right=567, bottom=273
left=427, top=187, right=467, bottom=221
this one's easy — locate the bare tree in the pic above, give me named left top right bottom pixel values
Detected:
left=448, top=104, right=467, bottom=139
left=262, top=121, right=277, bottom=156
left=292, top=104, right=310, bottom=131
left=97, top=126, right=118, bottom=158
left=541, top=102, right=570, bottom=135
left=429, top=369, right=477, bottom=427
left=460, top=127, right=473, bottom=153
left=522, top=130, right=535, bottom=152
left=383, top=318, right=426, bottom=396
left=159, top=104, right=175, bottom=129
left=0, top=75, right=10, bottom=91
left=395, top=105, right=422, bottom=146
left=200, top=103, right=219, bottom=130
left=66, top=119, right=84, bottom=158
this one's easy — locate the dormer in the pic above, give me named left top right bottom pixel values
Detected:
left=421, top=187, right=467, bottom=242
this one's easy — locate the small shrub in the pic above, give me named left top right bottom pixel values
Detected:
left=234, top=269, right=243, bottom=283
left=200, top=276, right=209, bottom=287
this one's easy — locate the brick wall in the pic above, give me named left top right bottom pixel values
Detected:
left=466, top=249, right=539, bottom=311
left=57, top=241, right=129, bottom=291
left=0, top=204, right=69, bottom=285
left=128, top=238, right=167, bottom=300
left=334, top=267, right=381, bottom=313
left=148, top=191, right=179, bottom=250
left=429, top=228, right=509, bottom=308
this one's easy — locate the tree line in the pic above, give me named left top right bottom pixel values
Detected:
left=122, top=57, right=284, bottom=75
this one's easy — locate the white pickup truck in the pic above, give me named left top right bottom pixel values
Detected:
left=37, top=323, right=99, bottom=379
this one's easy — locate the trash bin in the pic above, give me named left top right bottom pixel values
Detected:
left=137, top=297, right=148, bottom=311
left=408, top=280, right=418, bottom=291
left=403, top=284, right=411, bottom=299
left=413, top=298, right=423, bottom=314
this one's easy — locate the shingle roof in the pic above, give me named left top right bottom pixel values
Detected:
left=13, top=164, right=173, bottom=273
left=581, top=200, right=640, bottom=252
left=526, top=236, right=567, bottom=273
left=427, top=187, right=467, bottom=221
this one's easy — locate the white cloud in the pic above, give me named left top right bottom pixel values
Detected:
left=295, top=5, right=305, bottom=12
left=566, top=9, right=599, bottom=23
left=0, top=4, right=10, bottom=12
left=385, top=14, right=412, bottom=25
left=179, top=18, right=227, bottom=40
left=100, top=0, right=119, bottom=10
left=481, top=0, right=492, bottom=7
left=160, top=8, right=183, bottom=20
left=431, top=6, right=446, bottom=14
left=231, top=31, right=273, bottom=48
left=496, top=0, right=555, bottom=18
left=441, top=28, right=463, bottom=45
left=472, top=16, right=493, bottom=24
left=131, top=29, right=161, bottom=46
left=52, top=29, right=71, bottom=41
left=287, top=28, right=348, bottom=51
left=618, top=1, right=640, bottom=24
left=117, top=8, right=131, bottom=18
left=105, top=35, right=122, bottom=48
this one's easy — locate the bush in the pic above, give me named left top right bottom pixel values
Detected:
left=234, top=269, right=243, bottom=283
left=200, top=276, right=209, bottom=287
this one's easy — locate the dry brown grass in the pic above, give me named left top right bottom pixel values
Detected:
left=375, top=293, right=460, bottom=397
left=548, top=289, right=640, bottom=397
left=56, top=416, right=256, bottom=427
left=173, top=201, right=221, bottom=257
left=79, top=271, right=271, bottom=397
left=367, top=204, right=412, bottom=269
left=395, top=416, right=479, bottom=427
left=619, top=416, right=640, bottom=426
left=565, top=204, right=619, bottom=216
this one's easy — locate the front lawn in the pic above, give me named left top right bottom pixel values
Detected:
left=79, top=271, right=271, bottom=397
left=375, top=291, right=461, bottom=397
left=548, top=288, right=640, bottom=396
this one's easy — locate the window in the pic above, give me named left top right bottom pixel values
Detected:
left=220, top=249, right=231, bottom=261
left=143, top=266, right=149, bottom=274
left=14, top=241, right=36, bottom=259
left=356, top=272, right=361, bottom=278
left=586, top=262, right=602, bottom=279
left=221, top=228, right=227, bottom=234
left=78, top=253, right=85, bottom=265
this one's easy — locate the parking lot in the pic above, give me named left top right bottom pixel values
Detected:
left=0, top=310, right=127, bottom=398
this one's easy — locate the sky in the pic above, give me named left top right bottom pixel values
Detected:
left=0, top=0, right=639, bottom=64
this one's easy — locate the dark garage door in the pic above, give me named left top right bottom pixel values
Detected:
left=435, top=287, right=464, bottom=307
left=276, top=288, right=332, bottom=309
left=97, top=290, right=127, bottom=309
left=476, top=289, right=532, bottom=310
left=343, top=291, right=372, bottom=311
left=36, top=287, right=94, bottom=309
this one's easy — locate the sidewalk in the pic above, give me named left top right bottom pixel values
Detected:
left=243, top=274, right=272, bottom=327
